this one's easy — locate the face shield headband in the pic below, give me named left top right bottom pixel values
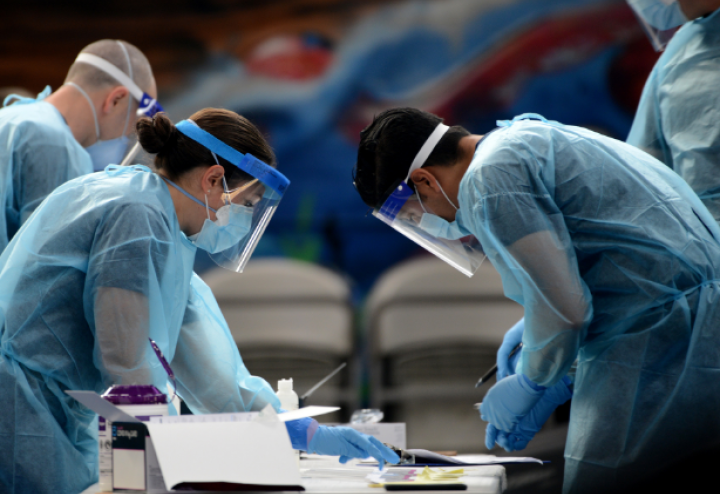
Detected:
left=174, top=119, right=290, bottom=273
left=74, top=44, right=163, bottom=118
left=373, top=122, right=486, bottom=277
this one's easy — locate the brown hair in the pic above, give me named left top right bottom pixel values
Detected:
left=136, top=108, right=276, bottom=187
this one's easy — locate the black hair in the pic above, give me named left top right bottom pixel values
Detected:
left=136, top=108, right=276, bottom=188
left=353, top=107, right=469, bottom=208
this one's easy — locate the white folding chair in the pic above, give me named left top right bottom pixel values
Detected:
left=365, top=256, right=523, bottom=451
left=203, top=259, right=355, bottom=416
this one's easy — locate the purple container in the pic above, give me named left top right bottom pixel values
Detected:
left=102, top=384, right=168, bottom=405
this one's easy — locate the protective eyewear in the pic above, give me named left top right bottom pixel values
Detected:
left=375, top=181, right=486, bottom=277
left=176, top=119, right=290, bottom=273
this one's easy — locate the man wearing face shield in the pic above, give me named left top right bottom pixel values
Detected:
left=0, top=39, right=159, bottom=252
left=353, top=108, right=720, bottom=493
left=0, top=109, right=397, bottom=494
left=627, top=0, right=720, bottom=222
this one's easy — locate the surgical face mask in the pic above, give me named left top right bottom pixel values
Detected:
left=192, top=202, right=254, bottom=253
left=67, top=81, right=131, bottom=172
left=164, top=176, right=254, bottom=254
left=415, top=179, right=470, bottom=240
left=628, top=0, right=687, bottom=30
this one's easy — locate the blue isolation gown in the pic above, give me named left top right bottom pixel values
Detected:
left=0, top=87, right=93, bottom=251
left=627, top=9, right=720, bottom=222
left=457, top=115, right=720, bottom=493
left=0, top=165, right=280, bottom=494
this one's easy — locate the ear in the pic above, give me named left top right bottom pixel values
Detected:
left=200, top=164, right=226, bottom=193
left=101, top=86, right=130, bottom=115
left=410, top=169, right=441, bottom=197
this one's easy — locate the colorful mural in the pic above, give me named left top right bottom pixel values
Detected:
left=3, top=0, right=659, bottom=296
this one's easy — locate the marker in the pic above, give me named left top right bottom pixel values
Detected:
left=474, top=343, right=522, bottom=388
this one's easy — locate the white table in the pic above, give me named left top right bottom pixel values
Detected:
left=81, top=454, right=506, bottom=493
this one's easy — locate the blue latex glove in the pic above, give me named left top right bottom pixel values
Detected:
left=497, top=318, right=524, bottom=380
left=485, top=376, right=573, bottom=451
left=480, top=373, right=545, bottom=435
left=308, top=426, right=400, bottom=467
left=284, top=416, right=317, bottom=451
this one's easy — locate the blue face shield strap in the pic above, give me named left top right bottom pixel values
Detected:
left=175, top=120, right=290, bottom=195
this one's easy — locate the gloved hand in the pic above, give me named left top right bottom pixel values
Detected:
left=485, top=376, right=572, bottom=451
left=479, top=373, right=545, bottom=435
left=308, top=426, right=400, bottom=467
left=284, top=416, right=318, bottom=451
left=497, top=318, right=524, bottom=380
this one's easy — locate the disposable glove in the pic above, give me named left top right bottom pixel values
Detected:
left=308, top=426, right=400, bottom=467
left=479, top=373, right=545, bottom=434
left=497, top=318, right=524, bottom=380
left=284, top=416, right=318, bottom=451
left=485, top=376, right=572, bottom=451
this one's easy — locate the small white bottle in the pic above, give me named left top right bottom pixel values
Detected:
left=277, top=378, right=300, bottom=466
left=277, top=378, right=299, bottom=411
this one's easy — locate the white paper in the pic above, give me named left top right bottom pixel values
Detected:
left=146, top=419, right=302, bottom=489
left=149, top=412, right=259, bottom=424
left=65, top=391, right=141, bottom=423
left=278, top=405, right=340, bottom=422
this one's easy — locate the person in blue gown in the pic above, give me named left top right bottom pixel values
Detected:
left=0, top=39, right=158, bottom=251
left=352, top=108, right=720, bottom=493
left=627, top=0, right=720, bottom=222
left=0, top=109, right=397, bottom=494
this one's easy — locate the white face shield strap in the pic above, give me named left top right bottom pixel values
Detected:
left=405, top=123, right=450, bottom=182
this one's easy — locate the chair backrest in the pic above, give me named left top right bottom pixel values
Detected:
left=202, top=258, right=353, bottom=355
left=366, top=256, right=523, bottom=355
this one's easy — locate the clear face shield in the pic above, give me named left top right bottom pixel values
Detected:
left=373, top=181, right=486, bottom=277
left=627, top=0, right=687, bottom=51
left=175, top=119, right=290, bottom=273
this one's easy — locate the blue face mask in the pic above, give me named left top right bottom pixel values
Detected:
left=163, top=177, right=254, bottom=254
left=415, top=179, right=470, bottom=240
left=66, top=81, right=131, bottom=172
left=419, top=213, right=470, bottom=240
left=628, top=0, right=688, bottom=30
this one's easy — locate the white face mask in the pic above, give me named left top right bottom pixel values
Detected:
left=627, top=0, right=688, bottom=30
left=415, top=178, right=470, bottom=240
left=67, top=81, right=131, bottom=172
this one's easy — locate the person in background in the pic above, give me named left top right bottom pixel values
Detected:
left=0, top=109, right=397, bottom=494
left=0, top=39, right=160, bottom=251
left=352, top=107, right=720, bottom=493
left=627, top=0, right=720, bottom=222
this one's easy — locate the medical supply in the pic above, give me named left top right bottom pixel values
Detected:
left=627, top=0, right=687, bottom=50
left=370, top=123, right=486, bottom=277
left=627, top=8, right=720, bottom=221
left=100, top=384, right=169, bottom=491
left=486, top=376, right=572, bottom=452
left=0, top=87, right=93, bottom=251
left=308, top=426, right=400, bottom=468
left=277, top=379, right=300, bottom=464
left=173, top=119, right=290, bottom=272
left=277, top=378, right=299, bottom=411
left=475, top=343, right=522, bottom=388
left=350, top=408, right=384, bottom=424
left=479, top=374, right=545, bottom=434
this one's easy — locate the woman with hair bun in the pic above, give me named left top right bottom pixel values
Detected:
left=0, top=108, right=398, bottom=494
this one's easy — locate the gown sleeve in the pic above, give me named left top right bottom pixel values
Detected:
left=87, top=201, right=175, bottom=389
left=461, top=133, right=593, bottom=387
left=171, top=273, right=281, bottom=414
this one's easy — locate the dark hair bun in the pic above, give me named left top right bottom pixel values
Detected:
left=136, top=113, right=177, bottom=155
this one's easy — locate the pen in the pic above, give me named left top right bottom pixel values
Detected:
left=474, top=343, right=522, bottom=388
left=299, top=362, right=347, bottom=407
